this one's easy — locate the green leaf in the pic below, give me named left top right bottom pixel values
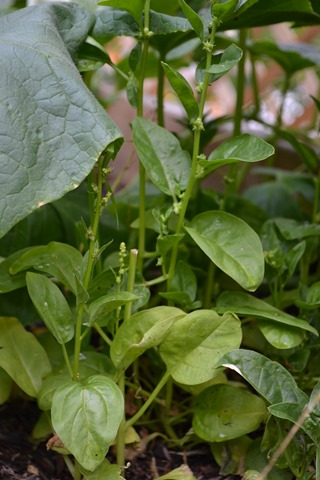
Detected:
left=132, top=118, right=191, bottom=197
left=196, top=44, right=243, bottom=84
left=0, top=4, right=123, bottom=239
left=198, top=134, right=274, bottom=177
left=0, top=248, right=32, bottom=293
left=212, top=0, right=258, bottom=23
left=26, top=272, right=74, bottom=345
left=215, top=291, right=318, bottom=336
left=111, top=306, right=186, bottom=371
left=92, top=9, right=140, bottom=41
left=160, top=310, right=242, bottom=385
left=80, top=460, right=125, bottom=480
left=177, top=0, right=206, bottom=40
left=296, top=281, right=320, bottom=309
left=0, top=317, right=51, bottom=397
left=219, top=349, right=308, bottom=407
left=161, top=62, right=199, bottom=123
left=249, top=41, right=320, bottom=75
left=87, top=292, right=138, bottom=327
left=76, top=40, right=113, bottom=72
left=149, top=10, right=192, bottom=36
left=274, top=218, right=320, bottom=240
left=219, top=0, right=320, bottom=30
left=185, top=211, right=264, bottom=291
left=97, top=0, right=144, bottom=26
left=0, top=367, right=12, bottom=405
left=193, top=384, right=267, bottom=442
left=51, top=375, right=124, bottom=471
left=160, top=260, right=197, bottom=309
left=156, top=234, right=185, bottom=257
left=257, top=321, right=304, bottom=349
left=10, top=242, right=83, bottom=294
left=155, top=465, right=196, bottom=480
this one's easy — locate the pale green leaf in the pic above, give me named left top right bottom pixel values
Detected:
left=185, top=211, right=264, bottom=291
left=88, top=292, right=139, bottom=327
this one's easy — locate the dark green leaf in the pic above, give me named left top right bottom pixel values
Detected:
left=149, top=10, right=192, bottom=35
left=193, top=384, right=267, bottom=442
left=161, top=62, right=199, bottom=123
left=216, top=291, right=318, bottom=336
left=51, top=375, right=124, bottom=471
left=10, top=242, right=83, bottom=294
left=196, top=44, right=243, bottom=84
left=185, top=211, right=264, bottom=291
left=132, top=118, right=191, bottom=197
left=156, top=234, right=185, bottom=257
left=92, top=9, right=140, bottom=41
left=274, top=218, right=320, bottom=240
left=177, top=0, right=206, bottom=40
left=26, top=272, right=74, bottom=345
left=212, top=0, right=258, bottom=23
left=98, top=0, right=144, bottom=26
left=87, top=291, right=138, bottom=327
left=0, top=368, right=12, bottom=405
left=0, top=317, right=51, bottom=397
left=198, top=134, right=274, bottom=177
left=76, top=41, right=113, bottom=72
left=0, top=248, right=32, bottom=293
left=0, top=4, right=123, bottom=238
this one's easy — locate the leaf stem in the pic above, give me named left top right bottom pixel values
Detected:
left=124, top=249, right=138, bottom=321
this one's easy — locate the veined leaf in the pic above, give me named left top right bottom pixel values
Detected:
left=132, top=117, right=191, bottom=197
left=52, top=375, right=124, bottom=471
left=97, top=0, right=144, bottom=26
left=160, top=310, right=242, bottom=385
left=0, top=4, right=123, bottom=238
left=185, top=211, right=264, bottom=291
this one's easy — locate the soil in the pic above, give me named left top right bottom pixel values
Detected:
left=0, top=401, right=237, bottom=480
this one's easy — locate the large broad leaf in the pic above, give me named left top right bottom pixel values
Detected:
left=51, top=375, right=124, bottom=471
left=132, top=117, right=191, bottom=197
left=216, top=291, right=318, bottom=336
left=26, top=272, right=74, bottom=345
left=110, top=306, right=186, bottom=371
left=219, top=0, right=320, bottom=30
left=0, top=317, right=51, bottom=397
left=0, top=4, right=123, bottom=239
left=218, top=349, right=308, bottom=407
left=185, top=211, right=264, bottom=291
left=193, top=384, right=267, bottom=442
left=159, top=310, right=242, bottom=385
left=92, top=9, right=140, bottom=41
left=198, top=134, right=274, bottom=177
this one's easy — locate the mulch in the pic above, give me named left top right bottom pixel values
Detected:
left=0, top=401, right=236, bottom=480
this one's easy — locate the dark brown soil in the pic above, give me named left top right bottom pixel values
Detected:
left=0, top=401, right=235, bottom=480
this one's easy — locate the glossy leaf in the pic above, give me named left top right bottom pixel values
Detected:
left=0, top=248, right=32, bottom=293
left=10, top=242, right=83, bottom=293
left=193, top=384, right=267, bottom=442
left=111, top=306, right=186, bottom=371
left=196, top=44, right=243, bottom=84
left=257, top=321, right=304, bottom=349
left=87, top=292, right=138, bottom=327
left=26, top=272, right=74, bottom=344
left=52, top=375, right=124, bottom=471
left=0, top=4, right=123, bottom=238
left=219, top=349, right=308, bottom=407
left=0, top=317, right=51, bottom=397
left=177, top=0, right=206, bottom=40
left=132, top=118, right=191, bottom=197
left=185, top=211, right=264, bottom=291
left=198, top=134, right=274, bottom=177
left=216, top=291, right=318, bottom=336
left=98, top=0, right=144, bottom=26
left=161, top=62, right=199, bottom=123
left=160, top=310, right=242, bottom=385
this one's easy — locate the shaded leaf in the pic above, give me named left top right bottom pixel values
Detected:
left=88, top=292, right=138, bottom=327
left=177, top=0, right=206, bottom=40
left=257, top=321, right=305, bottom=349
left=193, top=384, right=267, bottom=442
left=92, top=9, right=140, bottom=40
left=196, top=44, right=243, bottom=84
left=0, top=317, right=51, bottom=397
left=185, top=211, right=264, bottom=291
left=0, top=248, right=32, bottom=293
left=98, top=0, right=144, bottom=26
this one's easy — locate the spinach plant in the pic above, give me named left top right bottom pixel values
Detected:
left=0, top=0, right=320, bottom=479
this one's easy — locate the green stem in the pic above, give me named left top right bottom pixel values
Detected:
left=224, top=29, right=247, bottom=198
left=73, top=160, right=104, bottom=381
left=250, top=53, right=260, bottom=117
left=124, top=249, right=138, bottom=321
left=312, top=171, right=320, bottom=224
left=157, top=54, right=165, bottom=127
left=116, top=374, right=126, bottom=469
left=125, top=370, right=171, bottom=429
left=167, top=21, right=217, bottom=285
left=62, top=343, right=73, bottom=378
left=137, top=0, right=151, bottom=273
left=94, top=324, right=112, bottom=346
